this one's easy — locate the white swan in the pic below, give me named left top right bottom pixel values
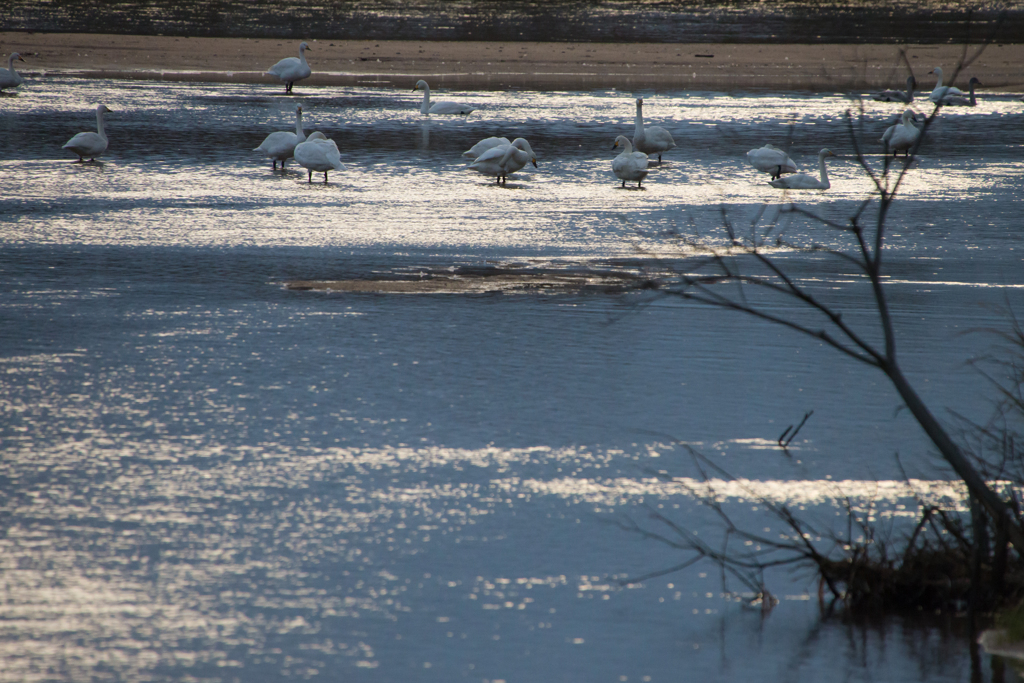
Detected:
left=267, top=42, right=312, bottom=93
left=769, top=149, right=834, bottom=189
left=468, top=138, right=537, bottom=184
left=940, top=77, right=981, bottom=107
left=62, top=104, right=112, bottom=162
left=612, top=135, right=649, bottom=188
left=414, top=80, right=475, bottom=115
left=254, top=105, right=306, bottom=169
left=0, top=52, right=25, bottom=91
left=632, top=97, right=675, bottom=164
left=463, top=136, right=511, bottom=159
left=880, top=109, right=921, bottom=157
left=873, top=76, right=916, bottom=103
left=293, top=131, right=345, bottom=183
left=928, top=67, right=964, bottom=103
left=746, top=144, right=798, bottom=180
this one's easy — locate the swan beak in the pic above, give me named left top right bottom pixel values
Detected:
left=531, top=158, right=538, bottom=167
left=612, top=142, right=619, bottom=149
left=18, top=55, right=25, bottom=62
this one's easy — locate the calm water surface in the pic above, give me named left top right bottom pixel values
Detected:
left=1, top=77, right=1023, bottom=681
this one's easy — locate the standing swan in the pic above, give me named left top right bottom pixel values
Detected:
left=940, top=77, right=981, bottom=107
left=468, top=138, right=537, bottom=184
left=769, top=149, right=835, bottom=189
left=928, top=67, right=963, bottom=103
left=0, top=52, right=25, bottom=91
left=632, top=98, right=675, bottom=164
left=254, top=105, right=306, bottom=169
left=746, top=144, right=798, bottom=180
left=880, top=109, right=921, bottom=157
left=293, top=131, right=345, bottom=183
left=62, top=104, right=112, bottom=162
left=612, top=135, right=649, bottom=188
left=414, top=80, right=475, bottom=115
left=873, top=76, right=916, bottom=103
left=267, top=42, right=312, bottom=94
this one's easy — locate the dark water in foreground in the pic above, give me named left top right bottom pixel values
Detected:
left=4, top=0, right=1022, bottom=44
left=2, top=74, right=1024, bottom=681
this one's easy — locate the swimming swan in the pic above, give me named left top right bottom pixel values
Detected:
left=62, top=104, right=112, bottom=162
left=769, top=149, right=834, bottom=189
left=746, top=144, right=798, bottom=180
left=940, top=77, right=981, bottom=107
left=873, top=76, right=916, bottom=103
left=468, top=138, right=537, bottom=184
left=414, top=80, right=475, bottom=115
left=463, top=136, right=511, bottom=159
left=267, top=42, right=312, bottom=93
left=254, top=105, right=306, bottom=169
left=0, top=52, right=25, bottom=91
left=928, top=67, right=964, bottom=103
left=880, top=109, right=921, bottom=157
left=632, top=97, right=675, bottom=164
left=293, top=131, right=345, bottom=183
left=612, top=135, right=649, bottom=188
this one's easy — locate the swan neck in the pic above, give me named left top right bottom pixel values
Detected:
left=420, top=85, right=430, bottom=114
left=499, top=145, right=518, bottom=166
left=295, top=110, right=304, bottom=137
left=818, top=154, right=829, bottom=183
left=620, top=139, right=633, bottom=154
left=634, top=104, right=644, bottom=135
left=96, top=109, right=106, bottom=137
left=6, top=54, right=14, bottom=70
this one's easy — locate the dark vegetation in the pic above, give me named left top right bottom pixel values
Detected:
left=617, top=31, right=1024, bottom=626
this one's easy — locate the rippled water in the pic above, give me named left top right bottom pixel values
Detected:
left=2, top=76, right=1024, bottom=681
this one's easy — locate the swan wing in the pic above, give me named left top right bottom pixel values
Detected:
left=429, top=101, right=475, bottom=115
left=463, top=137, right=511, bottom=158
left=255, top=131, right=299, bottom=158
left=769, top=173, right=822, bottom=189
left=63, top=132, right=107, bottom=156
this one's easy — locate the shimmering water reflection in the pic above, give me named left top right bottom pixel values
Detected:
left=2, top=77, right=1024, bottom=681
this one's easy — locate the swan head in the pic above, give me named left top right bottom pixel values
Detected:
left=97, top=104, right=112, bottom=114
left=10, top=52, right=24, bottom=62
left=299, top=42, right=311, bottom=52
left=929, top=67, right=943, bottom=78
left=511, top=138, right=538, bottom=166
left=414, top=79, right=429, bottom=92
left=818, top=148, right=835, bottom=159
left=613, top=135, right=632, bottom=150
left=296, top=105, right=302, bottom=114
left=968, top=77, right=982, bottom=86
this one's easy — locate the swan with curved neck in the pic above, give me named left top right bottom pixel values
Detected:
left=940, top=77, right=981, bottom=107
left=254, top=105, right=306, bottom=169
left=632, top=97, right=675, bottom=164
left=881, top=109, right=921, bottom=157
left=769, top=149, right=834, bottom=189
left=468, top=138, right=537, bottom=184
left=873, top=76, right=916, bottom=103
left=267, top=42, right=312, bottom=93
left=928, top=67, right=964, bottom=103
left=62, top=104, right=112, bottom=162
left=0, top=52, right=25, bottom=91
left=414, top=80, right=475, bottom=116
left=612, top=135, right=649, bottom=188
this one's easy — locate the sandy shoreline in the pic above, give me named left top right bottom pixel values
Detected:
left=3, top=32, right=1023, bottom=91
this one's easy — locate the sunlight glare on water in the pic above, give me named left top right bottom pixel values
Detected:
left=1, top=76, right=1023, bottom=682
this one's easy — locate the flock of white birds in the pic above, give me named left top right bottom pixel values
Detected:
left=0, top=42, right=997, bottom=190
